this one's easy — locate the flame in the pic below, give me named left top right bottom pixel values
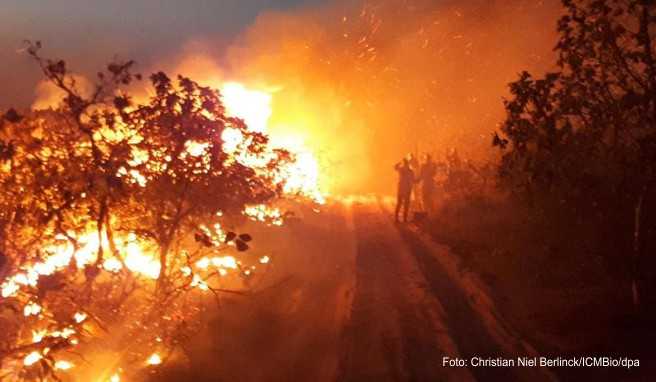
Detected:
left=23, top=352, right=41, bottom=366
left=54, top=360, right=74, bottom=370
left=221, top=82, right=271, bottom=133
left=184, top=140, right=210, bottom=157
left=1, top=231, right=163, bottom=300
left=123, top=234, right=160, bottom=280
left=0, top=81, right=309, bottom=382
left=74, top=312, right=88, bottom=323
left=243, top=204, right=284, bottom=226
left=220, top=82, right=324, bottom=203
left=23, top=302, right=42, bottom=317
left=146, top=353, right=162, bottom=365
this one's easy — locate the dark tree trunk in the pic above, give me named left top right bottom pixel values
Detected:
left=632, top=188, right=646, bottom=309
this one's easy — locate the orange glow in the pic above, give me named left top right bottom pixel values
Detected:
left=74, top=312, right=88, bottom=323
left=221, top=82, right=271, bottom=133
left=219, top=82, right=325, bottom=203
left=23, top=352, right=41, bottom=366
left=146, top=353, right=162, bottom=365
left=54, top=360, right=74, bottom=370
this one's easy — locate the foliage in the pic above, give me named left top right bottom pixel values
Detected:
left=433, top=150, right=496, bottom=202
left=0, top=43, right=293, bottom=381
left=494, top=0, right=656, bottom=306
left=497, top=0, right=656, bottom=200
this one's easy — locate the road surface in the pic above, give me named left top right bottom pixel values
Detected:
left=156, top=197, right=555, bottom=382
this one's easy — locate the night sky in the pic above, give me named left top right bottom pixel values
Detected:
left=0, top=0, right=323, bottom=108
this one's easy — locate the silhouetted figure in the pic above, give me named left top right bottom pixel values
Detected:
left=419, top=154, right=437, bottom=213
left=395, top=158, right=415, bottom=222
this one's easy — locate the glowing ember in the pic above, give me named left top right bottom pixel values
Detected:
left=146, top=353, right=162, bottom=365
left=23, top=302, right=42, bottom=317
left=32, top=330, right=47, bottom=343
left=103, top=257, right=123, bottom=273
left=184, top=140, right=210, bottom=157
left=74, top=312, right=88, bottom=323
left=110, top=373, right=121, bottom=382
left=211, top=256, right=238, bottom=269
left=244, top=204, right=284, bottom=226
left=54, top=360, right=73, bottom=370
left=23, top=352, right=41, bottom=366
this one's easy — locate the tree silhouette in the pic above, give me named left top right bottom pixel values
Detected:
left=495, top=0, right=656, bottom=310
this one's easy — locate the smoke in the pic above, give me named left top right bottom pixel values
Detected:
left=27, top=0, right=563, bottom=195
left=222, top=0, right=562, bottom=194
left=32, top=74, right=94, bottom=110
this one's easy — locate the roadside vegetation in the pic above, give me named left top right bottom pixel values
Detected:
left=424, top=0, right=656, bottom=367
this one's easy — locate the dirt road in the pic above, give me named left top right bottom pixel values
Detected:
left=157, top=197, right=555, bottom=382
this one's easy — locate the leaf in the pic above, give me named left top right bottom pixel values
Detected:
left=194, top=232, right=213, bottom=247
left=3, top=108, right=23, bottom=123
left=225, top=231, right=237, bottom=243
left=238, top=233, right=252, bottom=242
left=235, top=240, right=249, bottom=252
left=113, top=96, right=131, bottom=110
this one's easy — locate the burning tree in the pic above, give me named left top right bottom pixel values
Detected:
left=0, top=43, right=313, bottom=381
left=494, top=1, right=656, bottom=310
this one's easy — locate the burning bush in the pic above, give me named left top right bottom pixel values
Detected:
left=0, top=43, right=319, bottom=381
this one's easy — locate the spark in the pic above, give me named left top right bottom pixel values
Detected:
left=146, top=353, right=162, bottom=365
left=54, top=360, right=74, bottom=370
left=23, top=351, right=42, bottom=366
left=23, top=302, right=42, bottom=317
left=184, top=140, right=210, bottom=157
left=74, top=312, right=88, bottom=323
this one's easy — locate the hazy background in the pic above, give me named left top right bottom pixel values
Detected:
left=0, top=0, right=322, bottom=108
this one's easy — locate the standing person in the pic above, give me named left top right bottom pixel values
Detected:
left=419, top=154, right=437, bottom=214
left=395, top=157, right=415, bottom=222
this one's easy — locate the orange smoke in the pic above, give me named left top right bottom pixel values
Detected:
left=30, top=0, right=563, bottom=195
left=222, top=0, right=562, bottom=193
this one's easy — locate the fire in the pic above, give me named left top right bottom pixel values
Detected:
left=195, top=256, right=237, bottom=270
left=73, top=312, right=87, bottom=323
left=220, top=82, right=325, bottom=204
left=243, top=204, right=284, bottom=226
left=0, top=72, right=321, bottom=382
left=146, top=353, right=162, bottom=365
left=221, top=82, right=271, bottom=133
left=1, top=231, right=163, bottom=300
left=54, top=360, right=74, bottom=370
left=23, top=302, right=42, bottom=317
left=23, top=352, right=42, bottom=366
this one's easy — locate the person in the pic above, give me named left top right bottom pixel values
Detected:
left=394, top=157, right=415, bottom=222
left=419, top=154, right=437, bottom=213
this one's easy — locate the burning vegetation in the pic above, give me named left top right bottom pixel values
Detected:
left=0, top=42, right=322, bottom=381
left=4, top=0, right=656, bottom=379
